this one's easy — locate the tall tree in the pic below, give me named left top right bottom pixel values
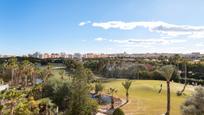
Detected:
left=122, top=80, right=132, bottom=102
left=6, top=58, right=18, bottom=85
left=177, top=63, right=188, bottom=96
left=22, top=60, right=34, bottom=87
left=157, top=65, right=175, bottom=115
left=64, top=61, right=98, bottom=115
left=16, top=62, right=28, bottom=86
left=41, top=64, right=53, bottom=83
left=32, top=66, right=40, bottom=86
left=108, top=88, right=117, bottom=109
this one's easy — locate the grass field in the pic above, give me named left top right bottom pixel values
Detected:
left=40, top=64, right=68, bottom=78
left=101, top=79, right=194, bottom=115
left=43, top=64, right=193, bottom=115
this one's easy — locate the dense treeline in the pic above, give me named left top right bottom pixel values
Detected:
left=0, top=57, right=64, bottom=66
left=83, top=56, right=204, bottom=85
left=83, top=58, right=179, bottom=81
left=1, top=56, right=204, bottom=84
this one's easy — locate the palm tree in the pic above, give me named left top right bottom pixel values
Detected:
left=158, top=82, right=163, bottom=94
left=28, top=63, right=36, bottom=86
left=122, top=80, right=132, bottom=102
left=6, top=58, right=18, bottom=85
left=41, top=65, right=52, bottom=83
left=20, top=60, right=37, bottom=87
left=32, top=67, right=41, bottom=86
left=108, top=88, right=117, bottom=109
left=177, top=63, right=188, bottom=96
left=22, top=60, right=31, bottom=87
left=1, top=63, right=7, bottom=75
left=157, top=65, right=175, bottom=115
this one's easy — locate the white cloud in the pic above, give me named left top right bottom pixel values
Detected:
left=109, top=38, right=185, bottom=45
left=94, top=37, right=106, bottom=41
left=79, top=22, right=86, bottom=26
left=79, top=21, right=91, bottom=26
left=91, top=37, right=186, bottom=50
left=195, top=43, right=204, bottom=47
left=91, top=21, right=204, bottom=38
left=188, top=32, right=204, bottom=39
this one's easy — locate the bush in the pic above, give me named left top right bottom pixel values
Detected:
left=95, top=82, right=104, bottom=94
left=181, top=87, right=204, bottom=115
left=64, top=63, right=98, bottom=115
left=113, top=108, right=125, bottom=115
left=43, top=77, right=72, bottom=110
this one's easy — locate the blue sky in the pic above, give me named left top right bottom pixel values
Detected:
left=1, top=0, right=204, bottom=55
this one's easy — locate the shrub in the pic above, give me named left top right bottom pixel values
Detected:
left=181, top=87, right=204, bottom=115
left=113, top=108, right=125, bottom=115
left=43, top=77, right=72, bottom=110
left=95, top=82, right=104, bottom=94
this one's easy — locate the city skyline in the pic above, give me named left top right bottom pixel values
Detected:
left=0, top=51, right=202, bottom=58
left=1, top=0, right=204, bottom=55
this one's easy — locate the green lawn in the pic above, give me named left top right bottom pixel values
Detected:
left=40, top=64, right=69, bottom=79
left=41, top=64, right=193, bottom=115
left=102, top=79, right=193, bottom=115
